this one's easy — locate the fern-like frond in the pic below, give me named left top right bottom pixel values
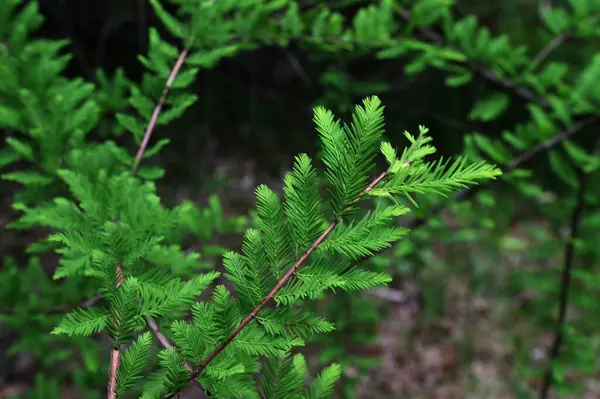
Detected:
left=200, top=372, right=258, bottom=399
left=375, top=126, right=502, bottom=206
left=283, top=154, right=324, bottom=256
left=139, top=272, right=219, bottom=319
left=377, top=155, right=502, bottom=200
left=106, top=277, right=142, bottom=346
left=255, top=185, right=293, bottom=279
left=314, top=96, right=385, bottom=216
left=321, top=205, right=409, bottom=259
left=305, top=363, right=342, bottom=399
left=158, top=347, right=190, bottom=394
left=171, top=320, right=205, bottom=364
left=260, top=353, right=307, bottom=399
left=232, top=325, right=302, bottom=357
left=117, top=332, right=153, bottom=394
left=256, top=307, right=335, bottom=339
left=51, top=307, right=109, bottom=337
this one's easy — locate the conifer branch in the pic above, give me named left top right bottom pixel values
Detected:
left=144, top=316, right=212, bottom=398
left=394, top=7, right=548, bottom=107
left=539, top=171, right=587, bottom=399
left=132, top=47, right=190, bottom=173
left=145, top=315, right=213, bottom=399
left=407, top=116, right=598, bottom=230
left=183, top=171, right=388, bottom=386
left=532, top=14, right=600, bottom=69
left=504, top=116, right=598, bottom=170
left=120, top=39, right=199, bottom=397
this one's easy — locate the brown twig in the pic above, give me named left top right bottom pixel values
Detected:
left=539, top=171, right=587, bottom=399
left=183, top=171, right=388, bottom=385
left=531, top=32, right=571, bottom=69
left=103, top=42, right=195, bottom=399
left=107, top=347, right=121, bottom=399
left=532, top=13, right=600, bottom=69
left=129, top=44, right=205, bottom=397
left=132, top=48, right=190, bottom=173
left=144, top=315, right=212, bottom=398
left=143, top=315, right=192, bottom=371
left=0, top=293, right=103, bottom=314
left=505, top=116, right=598, bottom=170
left=107, top=265, right=125, bottom=399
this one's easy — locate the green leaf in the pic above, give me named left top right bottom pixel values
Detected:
left=501, top=130, right=529, bottom=150
left=527, top=104, right=555, bottom=139
left=0, top=105, right=21, bottom=129
left=380, top=141, right=397, bottom=166
left=540, top=7, right=571, bottom=34
left=445, top=70, right=473, bottom=87
left=548, top=95, right=571, bottom=126
left=562, top=141, right=594, bottom=168
left=548, top=150, right=579, bottom=188
left=472, top=134, right=511, bottom=164
left=115, top=113, right=144, bottom=138
left=283, top=154, right=324, bottom=255
left=2, top=171, right=52, bottom=185
left=306, top=363, right=342, bottom=399
left=117, top=332, right=153, bottom=394
left=5, top=137, right=34, bottom=161
left=313, top=96, right=386, bottom=216
left=51, top=308, right=109, bottom=337
left=137, top=166, right=165, bottom=180
left=469, top=93, right=510, bottom=122
left=143, top=138, right=171, bottom=158
left=0, top=148, right=21, bottom=169
left=148, top=0, right=187, bottom=38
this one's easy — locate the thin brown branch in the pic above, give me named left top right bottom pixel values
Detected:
left=107, top=264, right=125, bottom=399
left=143, top=315, right=192, bottom=371
left=132, top=48, right=190, bottom=174
left=505, top=116, right=598, bottom=170
left=539, top=171, right=587, bottom=399
left=107, top=347, right=121, bottom=399
left=127, top=44, right=199, bottom=397
left=183, top=171, right=388, bottom=385
left=532, top=13, right=600, bottom=69
left=144, top=315, right=210, bottom=398
left=531, top=32, right=571, bottom=68
left=0, top=293, right=103, bottom=314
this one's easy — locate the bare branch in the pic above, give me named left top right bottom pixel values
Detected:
left=532, top=13, right=600, bottom=70
left=505, top=116, right=597, bottom=170
left=107, top=348, right=121, bottom=399
left=143, top=316, right=191, bottom=371
left=539, top=171, right=587, bottom=398
left=132, top=48, right=190, bottom=174
left=107, top=265, right=125, bottom=399
left=531, top=33, right=571, bottom=68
